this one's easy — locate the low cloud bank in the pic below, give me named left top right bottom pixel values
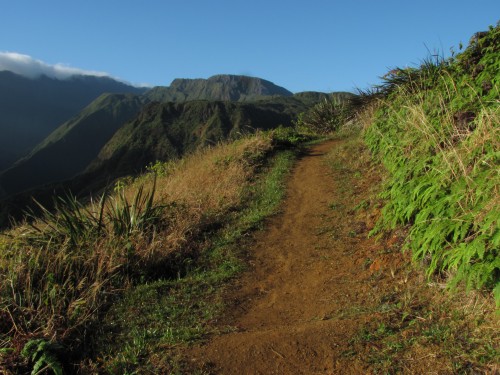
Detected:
left=0, top=51, right=111, bottom=80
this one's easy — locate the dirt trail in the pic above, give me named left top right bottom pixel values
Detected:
left=186, top=139, right=405, bottom=374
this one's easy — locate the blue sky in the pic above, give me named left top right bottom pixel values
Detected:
left=1, top=0, right=498, bottom=92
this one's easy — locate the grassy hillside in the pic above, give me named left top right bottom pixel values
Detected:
left=361, top=24, right=499, bottom=303
left=0, top=130, right=303, bottom=373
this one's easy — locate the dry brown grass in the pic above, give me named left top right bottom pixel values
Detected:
left=356, top=100, right=381, bottom=131
left=158, top=134, right=271, bottom=211
left=0, top=132, right=275, bottom=373
left=124, top=133, right=274, bottom=258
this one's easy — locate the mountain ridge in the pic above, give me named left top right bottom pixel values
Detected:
left=85, top=98, right=304, bottom=181
left=0, top=70, right=146, bottom=170
left=0, top=73, right=354, bottom=226
left=0, top=93, right=146, bottom=197
left=144, top=74, right=293, bottom=102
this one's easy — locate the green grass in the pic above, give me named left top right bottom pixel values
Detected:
left=326, top=121, right=498, bottom=373
left=346, top=286, right=499, bottom=374
left=343, top=25, right=500, bottom=372
left=363, top=24, right=500, bottom=304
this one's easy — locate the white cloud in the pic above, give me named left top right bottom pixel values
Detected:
left=0, top=51, right=111, bottom=80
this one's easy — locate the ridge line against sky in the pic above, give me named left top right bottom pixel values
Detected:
left=0, top=51, right=111, bottom=80
left=1, top=0, right=499, bottom=93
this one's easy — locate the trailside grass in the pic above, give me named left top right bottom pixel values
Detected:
left=0, top=131, right=300, bottom=374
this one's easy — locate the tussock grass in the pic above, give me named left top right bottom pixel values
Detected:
left=295, top=96, right=357, bottom=135
left=0, top=131, right=287, bottom=373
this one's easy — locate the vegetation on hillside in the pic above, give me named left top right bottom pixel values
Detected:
left=84, top=98, right=309, bottom=181
left=0, top=130, right=303, bottom=373
left=0, top=94, right=146, bottom=198
left=361, top=24, right=499, bottom=303
left=324, top=136, right=498, bottom=374
left=295, top=92, right=357, bottom=134
left=144, top=74, right=293, bottom=102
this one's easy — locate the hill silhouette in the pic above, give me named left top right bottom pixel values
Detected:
left=0, top=75, right=352, bottom=201
left=0, top=71, right=145, bottom=171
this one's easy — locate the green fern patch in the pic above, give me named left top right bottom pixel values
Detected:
left=364, top=24, right=499, bottom=305
left=21, top=339, right=64, bottom=375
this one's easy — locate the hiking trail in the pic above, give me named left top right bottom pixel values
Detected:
left=184, top=138, right=441, bottom=374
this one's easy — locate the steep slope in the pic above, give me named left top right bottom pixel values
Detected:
left=0, top=93, right=145, bottom=197
left=364, top=25, right=499, bottom=302
left=0, top=71, right=145, bottom=170
left=85, top=97, right=308, bottom=181
left=144, top=74, right=292, bottom=102
left=0, top=76, right=342, bottom=199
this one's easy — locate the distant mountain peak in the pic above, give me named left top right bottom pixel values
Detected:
left=170, top=74, right=284, bottom=86
left=148, top=74, right=292, bottom=102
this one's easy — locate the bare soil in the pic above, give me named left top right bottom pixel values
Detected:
left=183, top=139, right=488, bottom=374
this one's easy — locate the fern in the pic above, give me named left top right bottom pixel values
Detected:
left=363, top=24, right=499, bottom=305
left=21, top=339, right=63, bottom=375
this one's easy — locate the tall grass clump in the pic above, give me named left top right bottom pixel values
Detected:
left=363, top=24, right=499, bottom=304
left=0, top=183, right=167, bottom=372
left=295, top=95, right=358, bottom=134
left=0, top=132, right=278, bottom=372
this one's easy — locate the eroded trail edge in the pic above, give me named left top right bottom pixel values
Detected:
left=185, top=138, right=441, bottom=374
